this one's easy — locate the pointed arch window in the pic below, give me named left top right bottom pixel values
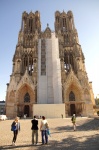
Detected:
left=64, top=51, right=70, bottom=71
left=24, top=93, right=30, bottom=102
left=69, top=91, right=75, bottom=101
left=28, top=54, right=34, bottom=75
left=29, top=18, right=33, bottom=32
left=24, top=55, right=28, bottom=67
left=63, top=18, right=66, bottom=27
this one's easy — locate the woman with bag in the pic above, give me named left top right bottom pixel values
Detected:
left=11, top=117, right=20, bottom=146
left=40, top=116, right=49, bottom=145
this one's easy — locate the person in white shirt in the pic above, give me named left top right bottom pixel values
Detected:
left=40, top=116, right=49, bottom=145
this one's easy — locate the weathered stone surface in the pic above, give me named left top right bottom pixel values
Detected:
left=5, top=10, right=95, bottom=118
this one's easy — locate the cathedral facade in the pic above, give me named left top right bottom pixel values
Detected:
left=5, top=10, right=95, bottom=118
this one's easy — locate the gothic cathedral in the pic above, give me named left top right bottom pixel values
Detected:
left=5, top=10, right=95, bottom=118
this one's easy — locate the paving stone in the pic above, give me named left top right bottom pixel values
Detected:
left=0, top=117, right=99, bottom=150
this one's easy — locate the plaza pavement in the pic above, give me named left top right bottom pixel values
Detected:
left=0, top=117, right=99, bottom=150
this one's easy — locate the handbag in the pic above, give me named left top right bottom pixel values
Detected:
left=47, top=129, right=51, bottom=136
left=11, top=125, right=17, bottom=131
left=11, top=122, right=17, bottom=131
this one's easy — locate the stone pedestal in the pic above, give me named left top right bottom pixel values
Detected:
left=33, top=104, right=65, bottom=118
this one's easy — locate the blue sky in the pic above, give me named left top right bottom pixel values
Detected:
left=0, top=0, right=99, bottom=100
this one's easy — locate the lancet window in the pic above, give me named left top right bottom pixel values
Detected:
left=29, top=18, right=33, bottom=32
left=22, top=52, right=35, bottom=75
left=64, top=51, right=76, bottom=73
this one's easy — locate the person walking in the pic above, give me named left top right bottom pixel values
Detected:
left=71, top=114, right=76, bottom=131
left=40, top=116, right=49, bottom=145
left=31, top=116, right=38, bottom=145
left=11, top=117, right=20, bottom=146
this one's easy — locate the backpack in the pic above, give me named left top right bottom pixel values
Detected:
left=71, top=117, right=73, bottom=121
left=71, top=116, right=76, bottom=123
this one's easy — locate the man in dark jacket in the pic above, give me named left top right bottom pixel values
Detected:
left=31, top=116, right=38, bottom=145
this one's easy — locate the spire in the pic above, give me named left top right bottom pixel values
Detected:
left=47, top=23, right=49, bottom=27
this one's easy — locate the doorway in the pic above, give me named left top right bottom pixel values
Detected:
left=24, top=105, right=29, bottom=117
left=70, top=104, right=76, bottom=116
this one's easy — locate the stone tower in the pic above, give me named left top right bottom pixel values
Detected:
left=5, top=10, right=95, bottom=118
left=5, top=11, right=41, bottom=118
left=55, top=10, right=95, bottom=116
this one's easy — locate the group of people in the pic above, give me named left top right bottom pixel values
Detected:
left=11, top=114, right=76, bottom=146
left=11, top=115, right=49, bottom=146
left=31, top=115, right=49, bottom=145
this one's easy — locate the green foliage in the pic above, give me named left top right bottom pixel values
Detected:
left=97, top=111, right=99, bottom=116
left=95, top=98, right=99, bottom=105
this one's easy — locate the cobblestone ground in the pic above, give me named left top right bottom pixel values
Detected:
left=0, top=117, right=99, bottom=150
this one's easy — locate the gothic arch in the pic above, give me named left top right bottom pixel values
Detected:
left=65, top=82, right=82, bottom=102
left=64, top=71, right=83, bottom=102
left=16, top=84, right=35, bottom=104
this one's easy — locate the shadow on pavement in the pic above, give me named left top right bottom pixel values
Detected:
left=56, top=118, right=99, bottom=131
left=1, top=134, right=99, bottom=150
left=0, top=144, right=33, bottom=150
